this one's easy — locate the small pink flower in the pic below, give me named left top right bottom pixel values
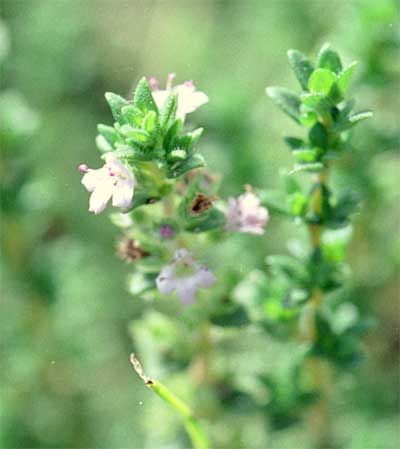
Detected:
left=150, top=73, right=208, bottom=120
left=159, top=224, right=174, bottom=239
left=79, top=153, right=135, bottom=215
left=226, top=190, right=269, bottom=235
left=156, top=249, right=216, bottom=305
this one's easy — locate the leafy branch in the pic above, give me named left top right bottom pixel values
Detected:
left=264, top=43, right=372, bottom=446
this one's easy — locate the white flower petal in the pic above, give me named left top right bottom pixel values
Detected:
left=152, top=90, right=169, bottom=110
left=194, top=266, right=216, bottom=289
left=176, top=280, right=197, bottom=305
left=89, top=185, right=113, bottom=215
left=112, top=182, right=134, bottom=208
left=190, top=91, right=209, bottom=109
left=239, top=192, right=261, bottom=213
left=176, top=84, right=208, bottom=118
left=81, top=168, right=108, bottom=192
left=156, top=265, right=177, bottom=295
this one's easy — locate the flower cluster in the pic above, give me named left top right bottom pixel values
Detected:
left=78, top=75, right=268, bottom=305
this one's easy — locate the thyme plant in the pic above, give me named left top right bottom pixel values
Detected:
left=78, top=44, right=371, bottom=449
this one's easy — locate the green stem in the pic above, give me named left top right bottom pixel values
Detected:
left=306, top=171, right=333, bottom=448
left=130, top=354, right=210, bottom=449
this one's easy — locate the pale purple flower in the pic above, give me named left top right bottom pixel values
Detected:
left=156, top=249, right=216, bottom=305
left=226, top=190, right=269, bottom=235
left=79, top=153, right=135, bottom=215
left=149, top=73, right=208, bottom=120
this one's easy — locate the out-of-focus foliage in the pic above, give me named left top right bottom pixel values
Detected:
left=1, top=1, right=399, bottom=448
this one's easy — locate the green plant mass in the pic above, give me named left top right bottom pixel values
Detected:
left=1, top=1, right=399, bottom=448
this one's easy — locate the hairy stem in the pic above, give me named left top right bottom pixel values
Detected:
left=130, top=354, right=210, bottom=449
left=306, top=171, right=333, bottom=448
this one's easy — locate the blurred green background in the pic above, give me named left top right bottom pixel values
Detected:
left=1, top=0, right=399, bottom=448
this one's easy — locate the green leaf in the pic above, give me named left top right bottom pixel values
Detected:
left=299, top=110, right=318, bottom=127
left=328, top=82, right=343, bottom=105
left=133, top=77, right=159, bottom=113
left=287, top=49, right=314, bottom=91
left=105, top=92, right=129, bottom=124
left=333, top=110, right=372, bottom=132
left=308, top=69, right=337, bottom=96
left=167, top=154, right=205, bottom=178
left=113, top=144, right=137, bottom=158
left=301, top=93, right=326, bottom=108
left=321, top=227, right=351, bottom=263
left=317, top=43, right=342, bottom=74
left=159, top=92, right=178, bottom=131
left=121, top=105, right=144, bottom=127
left=300, top=95, right=333, bottom=123
left=97, top=124, right=120, bottom=146
left=340, top=99, right=356, bottom=116
left=309, top=122, right=328, bottom=149
left=109, top=212, right=133, bottom=228
left=290, top=192, right=308, bottom=216
left=173, top=128, right=203, bottom=154
left=143, top=110, right=158, bottom=134
left=348, top=110, right=373, bottom=125
left=114, top=143, right=164, bottom=162
left=171, top=135, right=190, bottom=152
left=331, top=100, right=354, bottom=131
left=167, top=148, right=187, bottom=162
left=163, top=119, right=182, bottom=151
left=95, top=134, right=113, bottom=153
left=284, top=137, right=305, bottom=150
left=328, top=190, right=361, bottom=227
left=337, top=62, right=358, bottom=95
left=186, top=128, right=203, bottom=150
left=290, top=162, right=324, bottom=174
left=128, top=191, right=160, bottom=211
left=266, top=87, right=301, bottom=123
left=292, top=149, right=319, bottom=163
left=115, top=145, right=143, bottom=160
left=120, top=125, right=151, bottom=143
